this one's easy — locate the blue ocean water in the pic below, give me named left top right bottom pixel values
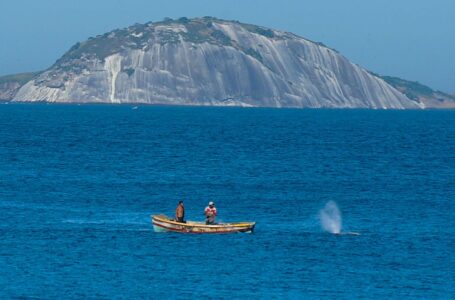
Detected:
left=0, top=104, right=454, bottom=299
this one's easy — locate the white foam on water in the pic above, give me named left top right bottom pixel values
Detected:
left=319, top=201, right=342, bottom=234
left=62, top=212, right=150, bottom=227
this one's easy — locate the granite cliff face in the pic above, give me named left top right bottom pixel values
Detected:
left=0, top=82, right=21, bottom=100
left=0, top=72, right=37, bottom=100
left=13, top=17, right=424, bottom=108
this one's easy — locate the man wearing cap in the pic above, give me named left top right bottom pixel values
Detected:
left=204, top=201, right=217, bottom=225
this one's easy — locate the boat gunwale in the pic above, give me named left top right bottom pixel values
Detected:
left=152, top=221, right=254, bottom=234
left=152, top=214, right=255, bottom=229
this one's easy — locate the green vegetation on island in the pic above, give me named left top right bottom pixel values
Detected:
left=0, top=72, right=39, bottom=85
left=380, top=75, right=455, bottom=107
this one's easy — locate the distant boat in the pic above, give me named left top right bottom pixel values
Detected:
left=151, top=214, right=255, bottom=234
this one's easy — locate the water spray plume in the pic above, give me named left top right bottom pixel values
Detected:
left=319, top=201, right=342, bottom=234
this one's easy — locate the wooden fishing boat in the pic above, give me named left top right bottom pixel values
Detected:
left=151, top=215, right=255, bottom=234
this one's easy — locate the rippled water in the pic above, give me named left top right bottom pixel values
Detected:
left=0, top=104, right=454, bottom=298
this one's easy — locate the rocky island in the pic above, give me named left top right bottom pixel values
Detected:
left=1, top=17, right=454, bottom=108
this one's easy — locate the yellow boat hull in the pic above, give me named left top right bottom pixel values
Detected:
left=151, top=215, right=255, bottom=234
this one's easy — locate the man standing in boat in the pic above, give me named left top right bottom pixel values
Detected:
left=175, top=200, right=185, bottom=223
left=204, top=201, right=217, bottom=225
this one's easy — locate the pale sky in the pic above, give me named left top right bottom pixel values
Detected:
left=0, top=0, right=453, bottom=92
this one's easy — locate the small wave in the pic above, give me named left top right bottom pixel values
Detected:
left=62, top=218, right=148, bottom=225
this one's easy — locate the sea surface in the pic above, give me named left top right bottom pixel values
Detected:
left=0, top=104, right=454, bottom=299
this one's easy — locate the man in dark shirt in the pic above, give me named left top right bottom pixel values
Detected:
left=175, top=200, right=185, bottom=223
